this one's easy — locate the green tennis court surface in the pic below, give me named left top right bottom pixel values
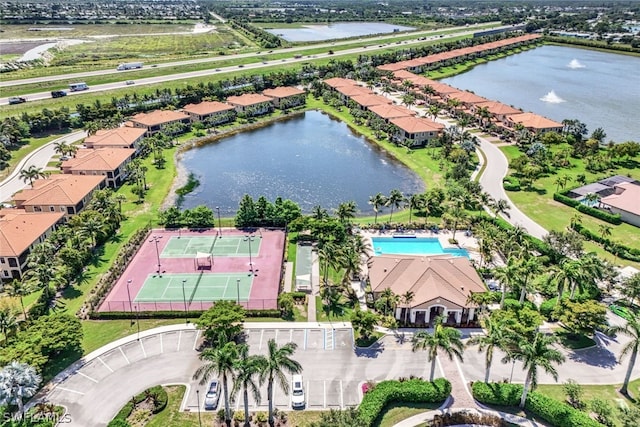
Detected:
left=134, top=273, right=253, bottom=303
left=162, top=235, right=262, bottom=258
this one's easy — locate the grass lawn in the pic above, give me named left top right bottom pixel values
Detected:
left=355, top=331, right=384, bottom=348
left=315, top=296, right=354, bottom=322
left=0, top=131, right=69, bottom=181
left=555, top=330, right=596, bottom=350
left=377, top=401, right=442, bottom=427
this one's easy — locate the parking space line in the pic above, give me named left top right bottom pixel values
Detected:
left=323, top=381, right=326, bottom=408
left=97, top=357, right=113, bottom=373
left=193, top=330, right=200, bottom=351
left=160, top=334, right=164, bottom=353
left=306, top=380, right=310, bottom=407
left=119, top=347, right=130, bottom=365
left=340, top=380, right=344, bottom=408
left=77, top=371, right=98, bottom=383
left=303, top=329, right=307, bottom=350
left=289, top=329, right=293, bottom=342
left=259, top=330, right=264, bottom=350
left=177, top=331, right=182, bottom=352
left=56, top=386, right=84, bottom=396
left=274, top=329, right=278, bottom=342
left=323, top=329, right=326, bottom=350
left=140, top=340, right=147, bottom=358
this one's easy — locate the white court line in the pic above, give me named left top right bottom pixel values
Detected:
left=303, top=329, right=307, bottom=350
left=56, top=387, right=84, bottom=396
left=177, top=330, right=182, bottom=352
left=119, top=347, right=130, bottom=365
left=193, top=330, right=201, bottom=351
left=274, top=329, right=278, bottom=342
left=77, top=371, right=98, bottom=383
left=323, top=381, right=327, bottom=408
left=97, top=357, right=113, bottom=373
left=289, top=329, right=293, bottom=342
left=140, top=339, right=147, bottom=358
left=340, top=380, right=344, bottom=408
left=259, top=330, right=264, bottom=350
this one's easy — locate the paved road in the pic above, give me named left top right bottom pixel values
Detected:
left=0, top=130, right=86, bottom=202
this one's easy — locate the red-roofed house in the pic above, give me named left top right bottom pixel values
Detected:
left=323, top=77, right=358, bottom=89
left=334, top=85, right=373, bottom=102
left=128, top=110, right=191, bottom=136
left=12, top=174, right=106, bottom=218
left=262, top=86, right=307, bottom=109
left=84, top=127, right=147, bottom=150
left=471, top=101, right=522, bottom=124
left=600, top=182, right=640, bottom=227
left=368, top=104, right=415, bottom=123
left=226, top=93, right=274, bottom=116
left=504, top=112, right=563, bottom=134
left=0, top=209, right=65, bottom=279
left=369, top=255, right=486, bottom=326
left=389, top=116, right=444, bottom=146
left=182, top=101, right=236, bottom=125
left=61, top=148, right=136, bottom=188
left=349, top=94, right=392, bottom=110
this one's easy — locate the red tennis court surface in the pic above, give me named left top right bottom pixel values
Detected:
left=98, top=228, right=285, bottom=312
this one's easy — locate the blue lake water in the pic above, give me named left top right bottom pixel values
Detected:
left=441, top=45, right=640, bottom=143
left=266, top=22, right=414, bottom=42
left=179, top=111, right=424, bottom=215
left=371, top=237, right=470, bottom=257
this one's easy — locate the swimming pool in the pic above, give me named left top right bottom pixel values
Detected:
left=371, top=236, right=470, bottom=257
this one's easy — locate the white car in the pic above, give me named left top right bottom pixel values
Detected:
left=204, top=380, right=220, bottom=410
left=291, top=374, right=305, bottom=409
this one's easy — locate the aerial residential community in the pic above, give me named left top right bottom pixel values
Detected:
left=1, top=1, right=640, bottom=426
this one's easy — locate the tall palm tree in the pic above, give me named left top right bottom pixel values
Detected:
left=608, top=311, right=640, bottom=395
left=0, top=309, right=18, bottom=343
left=406, top=194, right=424, bottom=224
left=598, top=224, right=612, bottom=241
left=411, top=315, right=464, bottom=381
left=401, top=291, right=415, bottom=325
left=193, top=342, right=239, bottom=426
left=510, top=332, right=565, bottom=408
left=0, top=361, right=42, bottom=419
left=232, top=345, right=266, bottom=427
left=260, top=339, right=302, bottom=427
left=18, top=165, right=47, bottom=186
left=516, top=256, right=542, bottom=304
left=335, top=201, right=357, bottom=224
left=386, top=189, right=404, bottom=223
left=492, top=199, right=511, bottom=219
left=467, top=315, right=509, bottom=383
left=77, top=215, right=106, bottom=248
left=368, top=193, right=387, bottom=224
left=5, top=282, right=30, bottom=320
left=493, top=256, right=520, bottom=309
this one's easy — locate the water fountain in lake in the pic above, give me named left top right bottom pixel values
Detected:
left=540, top=90, right=566, bottom=103
left=567, top=58, right=586, bottom=69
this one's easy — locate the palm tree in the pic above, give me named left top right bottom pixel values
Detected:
left=401, top=291, right=415, bottom=325
left=494, top=256, right=520, bottom=309
left=598, top=224, right=612, bottom=241
left=386, top=189, right=404, bottom=223
left=335, top=201, right=357, bottom=224
left=112, top=193, right=127, bottom=213
left=0, top=361, right=42, bottom=418
left=78, top=215, right=106, bottom=248
left=569, top=213, right=583, bottom=229
left=193, top=342, right=239, bottom=426
left=467, top=315, right=509, bottom=383
left=18, top=165, right=47, bottom=186
left=378, top=288, right=399, bottom=317
left=510, top=332, right=565, bottom=408
left=411, top=315, right=464, bottom=381
left=232, top=345, right=266, bottom=427
left=260, top=339, right=302, bottom=427
left=492, top=199, right=511, bottom=219
left=608, top=311, right=640, bottom=395
left=0, top=309, right=18, bottom=343
left=5, top=282, right=30, bottom=320
left=406, top=194, right=423, bottom=224
left=516, top=256, right=541, bottom=304
left=368, top=193, right=387, bottom=224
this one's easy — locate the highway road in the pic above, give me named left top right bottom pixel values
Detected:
left=0, top=24, right=512, bottom=105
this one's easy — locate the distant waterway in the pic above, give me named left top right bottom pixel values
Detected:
left=178, top=111, right=424, bottom=215
left=266, top=22, right=414, bottom=42
left=441, top=45, right=640, bottom=143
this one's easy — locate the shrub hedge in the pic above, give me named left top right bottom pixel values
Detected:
left=553, top=193, right=622, bottom=225
left=90, top=308, right=281, bottom=320
left=571, top=223, right=640, bottom=262
left=503, top=176, right=521, bottom=191
left=358, top=378, right=451, bottom=426
left=472, top=382, right=602, bottom=427
left=111, top=385, right=168, bottom=423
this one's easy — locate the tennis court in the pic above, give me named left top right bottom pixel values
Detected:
left=161, top=235, right=262, bottom=258
left=134, top=273, right=254, bottom=303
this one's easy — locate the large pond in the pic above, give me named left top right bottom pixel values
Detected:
left=178, top=111, right=424, bottom=215
left=441, top=45, right=640, bottom=143
left=266, top=22, right=414, bottom=42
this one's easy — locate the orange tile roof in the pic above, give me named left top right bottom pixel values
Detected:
left=335, top=85, right=373, bottom=97
left=323, top=77, right=358, bottom=88
left=368, top=104, right=415, bottom=120
left=350, top=94, right=393, bottom=108
left=507, top=112, right=563, bottom=130
left=13, top=174, right=105, bottom=207
left=61, top=148, right=135, bottom=172
left=390, top=116, right=444, bottom=133
left=129, top=110, right=189, bottom=127
left=0, top=209, right=65, bottom=257
left=182, top=101, right=235, bottom=116
left=369, top=255, right=486, bottom=309
left=226, top=93, right=273, bottom=107
left=84, top=127, right=146, bottom=148
left=448, top=91, right=488, bottom=105
left=600, top=182, right=640, bottom=216
left=473, top=101, right=521, bottom=116
left=377, top=62, right=407, bottom=72
left=262, top=86, right=306, bottom=98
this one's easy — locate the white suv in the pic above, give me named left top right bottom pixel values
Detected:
left=291, top=375, right=305, bottom=409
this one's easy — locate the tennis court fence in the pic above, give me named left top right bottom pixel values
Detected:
left=99, top=299, right=278, bottom=312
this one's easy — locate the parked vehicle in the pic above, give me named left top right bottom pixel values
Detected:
left=51, top=90, right=67, bottom=98
left=69, top=82, right=88, bottom=92
left=291, top=375, right=305, bottom=409
left=203, top=380, right=220, bottom=410
left=8, top=96, right=26, bottom=105
left=125, top=80, right=135, bottom=85
left=117, top=62, right=143, bottom=71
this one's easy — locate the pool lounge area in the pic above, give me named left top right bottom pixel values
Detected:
left=371, top=236, right=470, bottom=258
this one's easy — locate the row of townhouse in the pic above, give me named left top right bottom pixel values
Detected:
left=323, top=77, right=445, bottom=146
left=0, top=86, right=307, bottom=281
